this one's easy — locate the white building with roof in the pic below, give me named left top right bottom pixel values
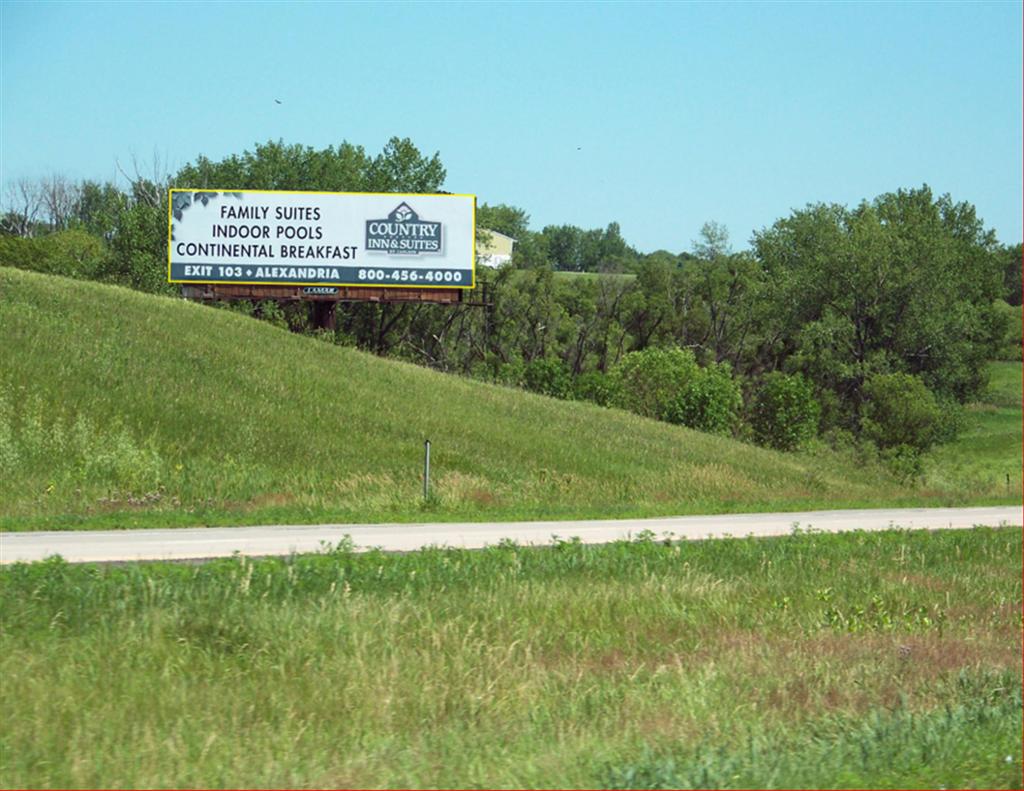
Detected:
left=477, top=229, right=516, bottom=268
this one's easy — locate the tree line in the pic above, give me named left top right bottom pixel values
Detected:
left=1, top=138, right=1021, bottom=475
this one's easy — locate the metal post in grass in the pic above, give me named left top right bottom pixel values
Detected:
left=423, top=439, right=431, bottom=500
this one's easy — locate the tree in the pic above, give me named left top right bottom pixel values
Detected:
left=692, top=220, right=731, bottom=260
left=39, top=174, right=81, bottom=231
left=626, top=255, right=679, bottom=350
left=101, top=190, right=172, bottom=294
left=476, top=203, right=543, bottom=270
left=477, top=203, right=529, bottom=240
left=364, top=137, right=445, bottom=193
left=1000, top=243, right=1022, bottom=307
left=542, top=224, right=584, bottom=271
left=753, top=185, right=1004, bottom=414
left=175, top=140, right=372, bottom=192
left=685, top=222, right=765, bottom=368
left=75, top=181, right=127, bottom=239
left=1, top=178, right=43, bottom=237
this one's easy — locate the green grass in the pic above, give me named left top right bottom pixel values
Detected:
left=551, top=270, right=637, bottom=283
left=0, top=267, right=1018, bottom=532
left=1, top=526, right=1020, bottom=788
left=509, top=269, right=637, bottom=285
left=924, top=361, right=1022, bottom=498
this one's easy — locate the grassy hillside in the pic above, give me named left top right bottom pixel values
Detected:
left=0, top=267, right=1015, bottom=531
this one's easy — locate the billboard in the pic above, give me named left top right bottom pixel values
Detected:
left=168, top=189, right=475, bottom=288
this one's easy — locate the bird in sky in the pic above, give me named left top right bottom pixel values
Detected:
left=275, top=99, right=282, bottom=104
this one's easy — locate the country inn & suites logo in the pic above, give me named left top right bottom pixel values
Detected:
left=365, top=202, right=443, bottom=255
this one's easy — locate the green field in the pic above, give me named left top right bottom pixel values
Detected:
left=508, top=268, right=638, bottom=285
left=0, top=267, right=1018, bottom=532
left=1, top=527, right=1020, bottom=788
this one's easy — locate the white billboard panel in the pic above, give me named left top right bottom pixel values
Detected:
left=168, top=189, right=475, bottom=288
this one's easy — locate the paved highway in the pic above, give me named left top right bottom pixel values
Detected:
left=0, top=506, right=1019, bottom=564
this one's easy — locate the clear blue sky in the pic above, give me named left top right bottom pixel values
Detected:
left=2, top=0, right=1021, bottom=252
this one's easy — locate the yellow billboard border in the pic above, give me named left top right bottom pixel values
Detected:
left=167, top=188, right=477, bottom=290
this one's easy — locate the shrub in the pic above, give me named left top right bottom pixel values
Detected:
left=611, top=347, right=699, bottom=421
left=0, top=235, right=48, bottom=272
left=669, top=361, right=742, bottom=435
left=522, top=357, right=572, bottom=400
left=751, top=372, right=821, bottom=451
left=991, top=299, right=1022, bottom=361
left=611, top=347, right=741, bottom=434
left=860, top=373, right=943, bottom=453
left=0, top=230, right=107, bottom=280
left=933, top=397, right=965, bottom=445
left=495, top=359, right=526, bottom=388
left=573, top=371, right=620, bottom=407
left=879, top=443, right=925, bottom=482
left=44, top=230, right=108, bottom=280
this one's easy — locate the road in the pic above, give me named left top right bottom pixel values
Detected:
left=0, top=506, right=1019, bottom=564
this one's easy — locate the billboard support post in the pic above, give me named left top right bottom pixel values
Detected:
left=423, top=439, right=431, bottom=500
left=312, top=301, right=336, bottom=331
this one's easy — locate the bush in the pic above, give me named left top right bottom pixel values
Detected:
left=0, top=230, right=107, bottom=280
left=879, top=443, right=925, bottom=482
left=751, top=372, right=821, bottom=451
left=668, top=361, right=742, bottom=435
left=0, top=235, right=46, bottom=272
left=573, top=371, right=620, bottom=407
left=611, top=347, right=741, bottom=434
left=933, top=397, right=965, bottom=445
left=45, top=230, right=108, bottom=280
left=494, top=359, right=526, bottom=388
left=522, top=357, right=572, bottom=400
left=991, top=299, right=1022, bottom=361
left=611, top=347, right=699, bottom=421
left=860, top=373, right=943, bottom=453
